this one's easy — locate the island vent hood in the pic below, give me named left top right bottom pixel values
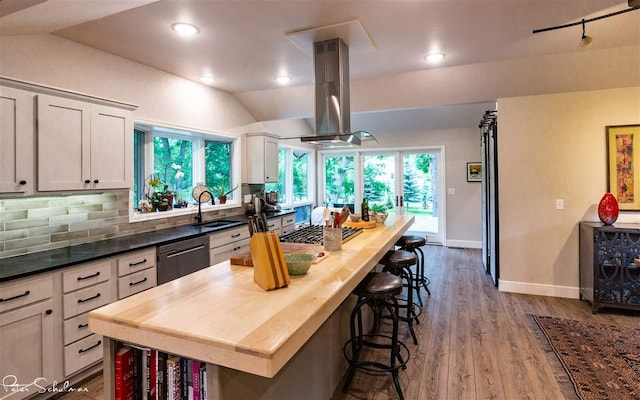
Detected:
left=300, top=38, right=361, bottom=146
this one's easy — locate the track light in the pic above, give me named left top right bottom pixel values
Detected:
left=532, top=5, right=639, bottom=47
left=580, top=19, right=594, bottom=48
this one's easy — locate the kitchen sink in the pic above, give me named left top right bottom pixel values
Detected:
left=196, top=219, right=240, bottom=228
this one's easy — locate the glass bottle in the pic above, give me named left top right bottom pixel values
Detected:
left=361, top=194, right=370, bottom=221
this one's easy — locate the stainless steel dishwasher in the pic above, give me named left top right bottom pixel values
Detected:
left=157, top=235, right=210, bottom=284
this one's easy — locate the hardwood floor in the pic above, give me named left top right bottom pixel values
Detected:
left=59, top=246, right=639, bottom=400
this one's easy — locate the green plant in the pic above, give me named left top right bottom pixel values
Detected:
left=211, top=178, right=238, bottom=198
left=371, top=204, right=388, bottom=213
left=145, top=174, right=173, bottom=206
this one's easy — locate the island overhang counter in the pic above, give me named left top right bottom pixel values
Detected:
left=89, top=215, right=414, bottom=399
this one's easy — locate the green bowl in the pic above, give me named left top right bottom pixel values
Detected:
left=284, top=253, right=314, bottom=275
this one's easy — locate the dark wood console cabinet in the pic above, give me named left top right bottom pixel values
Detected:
left=579, top=222, right=640, bottom=313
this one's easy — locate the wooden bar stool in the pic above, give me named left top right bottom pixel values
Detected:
left=395, top=235, right=430, bottom=306
left=380, top=249, right=420, bottom=345
left=342, top=272, right=410, bottom=400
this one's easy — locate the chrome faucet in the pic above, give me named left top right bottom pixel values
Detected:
left=194, top=189, right=213, bottom=225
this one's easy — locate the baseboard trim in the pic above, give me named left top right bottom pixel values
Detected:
left=499, top=280, right=580, bottom=299
left=446, top=240, right=482, bottom=249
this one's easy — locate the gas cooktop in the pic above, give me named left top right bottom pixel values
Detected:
left=279, top=225, right=362, bottom=245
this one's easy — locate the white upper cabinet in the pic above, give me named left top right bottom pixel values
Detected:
left=37, top=94, right=133, bottom=191
left=246, top=134, right=279, bottom=183
left=0, top=87, right=34, bottom=194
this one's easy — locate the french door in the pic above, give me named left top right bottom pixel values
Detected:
left=321, top=148, right=444, bottom=244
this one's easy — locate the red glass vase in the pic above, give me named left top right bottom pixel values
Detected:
left=598, top=193, right=619, bottom=225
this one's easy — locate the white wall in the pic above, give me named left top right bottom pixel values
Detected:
left=0, top=34, right=257, bottom=132
left=498, top=86, right=640, bottom=298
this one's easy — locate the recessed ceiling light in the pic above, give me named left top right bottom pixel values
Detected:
left=424, top=53, right=446, bottom=63
left=200, top=76, right=215, bottom=85
left=172, top=22, right=199, bottom=36
left=275, top=76, right=292, bottom=84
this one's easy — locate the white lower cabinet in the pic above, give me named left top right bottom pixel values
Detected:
left=0, top=246, right=157, bottom=396
left=0, top=275, right=56, bottom=400
left=209, top=225, right=251, bottom=265
left=63, top=334, right=103, bottom=377
left=61, top=260, right=115, bottom=377
left=282, top=214, right=296, bottom=235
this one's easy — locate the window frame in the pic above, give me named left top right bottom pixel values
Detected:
left=130, top=119, right=242, bottom=223
left=273, top=143, right=315, bottom=210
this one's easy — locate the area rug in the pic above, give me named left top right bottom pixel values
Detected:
left=530, top=315, right=640, bottom=400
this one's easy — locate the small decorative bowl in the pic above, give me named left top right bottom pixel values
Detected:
left=374, top=212, right=388, bottom=223
left=284, top=253, right=314, bottom=275
left=349, top=213, right=361, bottom=222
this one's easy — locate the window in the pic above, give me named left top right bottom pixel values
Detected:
left=132, top=123, right=240, bottom=219
left=324, top=154, right=355, bottom=208
left=205, top=140, right=233, bottom=198
left=154, top=136, right=193, bottom=202
left=266, top=145, right=314, bottom=221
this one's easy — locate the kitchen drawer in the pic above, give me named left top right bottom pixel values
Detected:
left=282, top=215, right=295, bottom=227
left=63, top=280, right=112, bottom=319
left=118, top=267, right=157, bottom=299
left=266, top=218, right=282, bottom=231
left=0, top=274, right=53, bottom=313
left=117, top=248, right=156, bottom=277
left=64, top=333, right=103, bottom=377
left=210, top=225, right=250, bottom=248
left=282, top=224, right=295, bottom=235
left=62, top=259, right=112, bottom=293
left=211, top=238, right=250, bottom=265
left=63, top=312, right=91, bottom=345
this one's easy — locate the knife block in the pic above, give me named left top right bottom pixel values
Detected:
left=250, top=231, right=290, bottom=291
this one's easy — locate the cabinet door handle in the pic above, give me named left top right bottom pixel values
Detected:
left=129, top=277, right=148, bottom=287
left=231, top=233, right=241, bottom=238
left=84, top=179, right=91, bottom=184
left=129, top=259, right=147, bottom=267
left=77, top=271, right=100, bottom=281
left=19, top=180, right=27, bottom=185
left=0, top=290, right=30, bottom=302
left=78, top=323, right=88, bottom=329
left=77, top=293, right=101, bottom=303
left=78, top=340, right=102, bottom=354
left=93, top=179, right=99, bottom=184
left=46, top=309, right=53, bottom=315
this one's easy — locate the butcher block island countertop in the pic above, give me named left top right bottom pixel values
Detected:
left=89, top=215, right=413, bottom=399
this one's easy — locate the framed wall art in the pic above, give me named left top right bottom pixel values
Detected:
left=467, top=162, right=482, bottom=182
left=607, top=124, right=640, bottom=210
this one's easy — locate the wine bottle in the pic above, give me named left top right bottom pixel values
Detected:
left=362, top=194, right=370, bottom=222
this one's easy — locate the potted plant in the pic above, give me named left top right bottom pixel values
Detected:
left=211, top=179, right=238, bottom=204
left=145, top=174, right=174, bottom=211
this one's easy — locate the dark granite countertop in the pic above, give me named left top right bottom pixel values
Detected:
left=0, top=209, right=295, bottom=283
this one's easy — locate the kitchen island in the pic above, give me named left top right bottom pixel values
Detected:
left=88, top=215, right=414, bottom=399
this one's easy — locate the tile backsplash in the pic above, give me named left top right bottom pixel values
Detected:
left=0, top=188, right=252, bottom=259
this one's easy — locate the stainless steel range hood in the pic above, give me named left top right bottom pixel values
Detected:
left=300, top=38, right=361, bottom=146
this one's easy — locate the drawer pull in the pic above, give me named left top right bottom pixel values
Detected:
left=129, top=258, right=147, bottom=267
left=77, top=293, right=101, bottom=303
left=231, top=233, right=241, bottom=238
left=78, top=323, right=89, bottom=329
left=0, top=290, right=30, bottom=302
left=78, top=340, right=102, bottom=354
left=19, top=180, right=27, bottom=185
left=77, top=271, right=100, bottom=281
left=46, top=309, right=53, bottom=315
left=268, top=224, right=275, bottom=228
left=129, top=277, right=148, bottom=287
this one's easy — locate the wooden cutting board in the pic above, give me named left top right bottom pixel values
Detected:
left=231, top=242, right=316, bottom=267
left=344, top=220, right=377, bottom=229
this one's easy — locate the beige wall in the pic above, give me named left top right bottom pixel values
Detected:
left=498, top=86, right=640, bottom=298
left=0, top=34, right=257, bottom=132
